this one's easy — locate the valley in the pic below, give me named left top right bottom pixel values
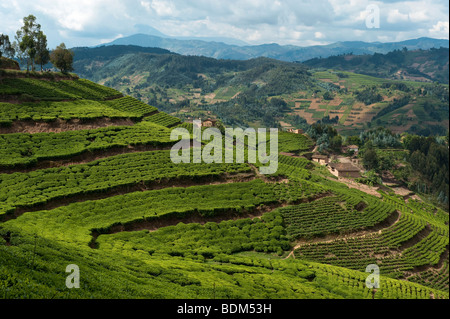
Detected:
left=72, top=45, right=449, bottom=136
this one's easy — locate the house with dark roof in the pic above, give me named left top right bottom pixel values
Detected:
left=329, top=163, right=360, bottom=178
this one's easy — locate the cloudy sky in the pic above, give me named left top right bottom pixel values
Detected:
left=0, top=0, right=448, bottom=48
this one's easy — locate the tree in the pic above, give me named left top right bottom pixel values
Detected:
left=346, top=135, right=361, bottom=147
left=323, top=91, right=334, bottom=100
left=15, top=14, right=42, bottom=71
left=330, top=135, right=343, bottom=152
left=379, top=154, right=394, bottom=171
left=50, top=43, right=74, bottom=73
left=357, top=170, right=382, bottom=186
left=0, top=34, right=15, bottom=58
left=363, top=148, right=379, bottom=170
left=35, top=31, right=50, bottom=71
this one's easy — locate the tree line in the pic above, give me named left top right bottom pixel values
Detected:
left=0, top=15, right=74, bottom=73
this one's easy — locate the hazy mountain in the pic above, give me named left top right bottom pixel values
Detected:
left=103, top=34, right=449, bottom=62
left=112, top=26, right=249, bottom=47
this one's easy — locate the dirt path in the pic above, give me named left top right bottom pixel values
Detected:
left=326, top=175, right=382, bottom=198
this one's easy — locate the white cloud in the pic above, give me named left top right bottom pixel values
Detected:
left=247, top=30, right=262, bottom=42
left=408, top=11, right=428, bottom=23
left=0, top=0, right=448, bottom=48
left=150, top=0, right=178, bottom=17
left=140, top=1, right=152, bottom=12
left=315, top=31, right=325, bottom=39
left=429, top=21, right=449, bottom=38
left=387, top=9, right=409, bottom=23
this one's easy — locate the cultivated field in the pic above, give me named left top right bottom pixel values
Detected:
left=0, top=72, right=448, bottom=299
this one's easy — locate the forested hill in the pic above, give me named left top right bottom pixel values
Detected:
left=303, top=47, right=449, bottom=84
left=73, top=45, right=313, bottom=91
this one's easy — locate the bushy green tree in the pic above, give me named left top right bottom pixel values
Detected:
left=363, top=148, right=379, bottom=170
left=323, top=91, right=334, bottom=100
left=330, top=135, right=343, bottom=152
left=346, top=135, right=361, bottom=146
left=356, top=169, right=382, bottom=186
left=50, top=43, right=74, bottom=73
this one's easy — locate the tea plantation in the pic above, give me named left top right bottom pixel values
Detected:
left=0, top=73, right=448, bottom=299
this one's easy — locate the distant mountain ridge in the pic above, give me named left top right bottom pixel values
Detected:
left=102, top=34, right=449, bottom=62
left=104, top=27, right=249, bottom=47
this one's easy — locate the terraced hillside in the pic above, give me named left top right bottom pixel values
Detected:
left=0, top=72, right=448, bottom=299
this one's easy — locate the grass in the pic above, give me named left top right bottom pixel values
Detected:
left=312, top=111, right=325, bottom=119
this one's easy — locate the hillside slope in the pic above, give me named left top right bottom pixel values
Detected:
left=0, top=72, right=448, bottom=299
left=303, top=47, right=449, bottom=84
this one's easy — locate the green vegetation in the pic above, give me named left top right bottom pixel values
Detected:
left=277, top=131, right=313, bottom=154
left=280, top=194, right=394, bottom=239
left=402, top=134, right=449, bottom=207
left=304, top=48, right=449, bottom=84
left=98, top=209, right=289, bottom=257
left=0, top=61, right=448, bottom=300
left=104, top=96, right=157, bottom=117
left=0, top=150, right=251, bottom=216
left=50, top=43, right=74, bottom=73
left=348, top=127, right=450, bottom=208
left=3, top=224, right=446, bottom=299
left=143, top=111, right=181, bottom=127
left=3, top=179, right=307, bottom=245
left=0, top=122, right=174, bottom=168
left=354, top=86, right=383, bottom=105
left=0, top=77, right=121, bottom=101
left=295, top=190, right=449, bottom=291
left=307, top=123, right=342, bottom=153
left=69, top=45, right=449, bottom=136
left=0, top=34, right=15, bottom=59
left=14, top=15, right=45, bottom=71
left=0, top=99, right=138, bottom=124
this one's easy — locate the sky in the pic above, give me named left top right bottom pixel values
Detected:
left=0, top=0, right=448, bottom=49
